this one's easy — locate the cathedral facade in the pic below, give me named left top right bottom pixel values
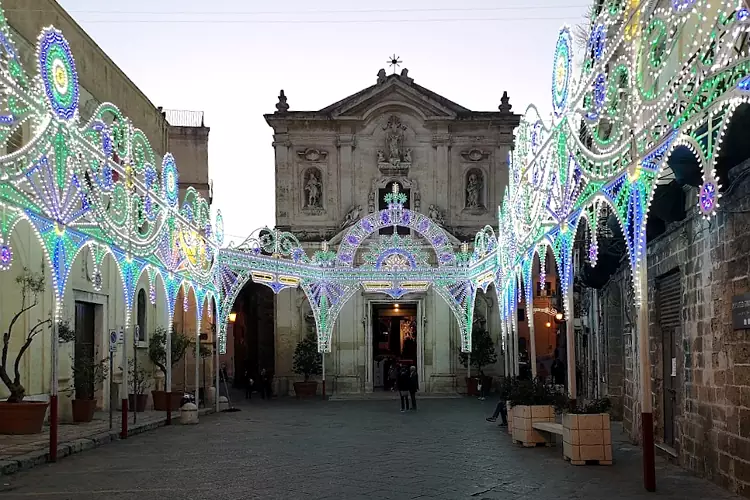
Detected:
left=266, top=69, right=519, bottom=395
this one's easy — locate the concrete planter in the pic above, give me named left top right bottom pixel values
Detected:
left=507, top=401, right=513, bottom=435
left=562, top=413, right=612, bottom=465
left=511, top=404, right=555, bottom=446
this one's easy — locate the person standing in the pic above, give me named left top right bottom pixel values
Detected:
left=409, top=365, right=419, bottom=411
left=244, top=369, right=253, bottom=400
left=397, top=366, right=410, bottom=412
left=259, top=368, right=271, bottom=400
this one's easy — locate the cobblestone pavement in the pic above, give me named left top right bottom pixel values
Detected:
left=0, top=398, right=740, bottom=500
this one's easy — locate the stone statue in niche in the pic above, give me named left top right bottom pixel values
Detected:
left=428, top=204, right=445, bottom=225
left=403, top=148, right=412, bottom=163
left=466, top=170, right=484, bottom=209
left=341, top=205, right=362, bottom=228
left=304, top=169, right=322, bottom=208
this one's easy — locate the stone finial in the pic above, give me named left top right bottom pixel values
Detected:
left=275, top=90, right=289, bottom=113
left=400, top=68, right=413, bottom=85
left=377, top=68, right=387, bottom=85
left=499, top=91, right=512, bottom=113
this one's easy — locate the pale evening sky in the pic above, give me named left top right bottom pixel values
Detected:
left=56, top=0, right=591, bottom=245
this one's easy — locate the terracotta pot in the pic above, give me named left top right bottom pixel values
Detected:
left=0, top=401, right=49, bottom=434
left=293, top=381, right=318, bottom=398
left=71, top=398, right=97, bottom=423
left=128, top=394, right=148, bottom=412
left=152, top=391, right=182, bottom=411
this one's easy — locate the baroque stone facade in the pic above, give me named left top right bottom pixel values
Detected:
left=265, top=69, right=519, bottom=395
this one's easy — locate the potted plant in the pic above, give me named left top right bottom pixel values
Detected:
left=148, top=325, right=190, bottom=411
left=557, top=396, right=613, bottom=465
left=67, top=352, right=108, bottom=423
left=509, top=379, right=557, bottom=446
left=0, top=266, right=74, bottom=434
left=458, top=325, right=497, bottom=396
left=292, top=331, right=321, bottom=398
left=127, top=358, right=151, bottom=412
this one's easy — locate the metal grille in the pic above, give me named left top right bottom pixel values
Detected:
left=657, top=271, right=681, bottom=330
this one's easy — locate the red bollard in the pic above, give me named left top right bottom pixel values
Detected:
left=121, top=398, right=128, bottom=439
left=49, top=394, right=58, bottom=462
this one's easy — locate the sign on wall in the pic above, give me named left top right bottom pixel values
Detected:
left=731, top=293, right=750, bottom=330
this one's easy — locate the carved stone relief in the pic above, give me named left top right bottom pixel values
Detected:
left=428, top=204, right=445, bottom=226
left=341, top=205, right=362, bottom=228
left=461, top=149, right=490, bottom=162
left=298, top=148, right=328, bottom=162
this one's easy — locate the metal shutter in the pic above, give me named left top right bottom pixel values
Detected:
left=657, top=271, right=681, bottom=330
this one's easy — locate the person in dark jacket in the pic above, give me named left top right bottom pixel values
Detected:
left=397, top=366, right=410, bottom=412
left=408, top=365, right=419, bottom=410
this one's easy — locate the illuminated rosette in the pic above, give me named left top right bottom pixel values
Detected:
left=698, top=180, right=719, bottom=217
left=551, top=27, right=573, bottom=119
left=37, top=28, right=79, bottom=121
left=161, top=154, right=179, bottom=207
left=214, top=210, right=224, bottom=246
left=0, top=242, right=12, bottom=271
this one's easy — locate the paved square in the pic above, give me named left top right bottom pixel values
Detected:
left=0, top=398, right=739, bottom=499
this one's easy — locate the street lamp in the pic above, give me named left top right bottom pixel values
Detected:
left=228, top=312, right=237, bottom=323
left=555, top=312, right=564, bottom=321
left=545, top=321, right=552, bottom=328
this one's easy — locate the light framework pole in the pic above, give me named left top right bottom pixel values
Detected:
left=49, top=297, right=59, bottom=462
left=637, top=258, right=655, bottom=492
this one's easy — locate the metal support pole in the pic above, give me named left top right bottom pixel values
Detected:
left=120, top=325, right=128, bottom=439
left=132, top=325, right=138, bottom=425
left=49, top=310, right=59, bottom=462
left=194, top=318, right=200, bottom=408
left=565, top=284, right=576, bottom=401
left=215, top=327, right=220, bottom=413
left=166, top=321, right=173, bottom=424
left=512, top=309, right=520, bottom=377
left=527, top=303, right=537, bottom=379
left=322, top=351, right=326, bottom=399
left=637, top=259, right=656, bottom=492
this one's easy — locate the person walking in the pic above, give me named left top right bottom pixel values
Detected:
left=408, top=365, right=419, bottom=411
left=397, top=366, right=410, bottom=412
left=387, top=364, right=397, bottom=392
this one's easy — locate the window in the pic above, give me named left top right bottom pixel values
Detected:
left=518, top=308, right=525, bottom=322
left=136, top=288, right=147, bottom=343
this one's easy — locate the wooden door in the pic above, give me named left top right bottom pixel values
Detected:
left=657, top=271, right=680, bottom=448
left=74, top=301, right=96, bottom=399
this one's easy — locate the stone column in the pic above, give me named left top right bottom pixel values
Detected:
left=272, top=133, right=292, bottom=227
left=432, top=130, right=451, bottom=217
left=337, top=131, right=356, bottom=215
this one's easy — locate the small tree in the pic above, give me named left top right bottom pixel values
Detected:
left=127, top=357, right=151, bottom=395
left=148, top=325, right=191, bottom=379
left=459, top=326, right=498, bottom=376
left=0, top=266, right=72, bottom=403
left=292, top=331, right=322, bottom=382
left=67, top=354, right=109, bottom=400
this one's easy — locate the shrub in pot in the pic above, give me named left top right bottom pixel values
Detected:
left=148, top=326, right=190, bottom=411
left=292, top=331, right=321, bottom=398
left=509, top=379, right=558, bottom=446
left=67, top=351, right=108, bottom=423
left=0, top=266, right=74, bottom=434
left=458, top=325, right=497, bottom=396
left=557, top=396, right=613, bottom=465
left=127, top=358, right=151, bottom=412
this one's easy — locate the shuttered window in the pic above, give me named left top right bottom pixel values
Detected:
left=657, top=271, right=681, bottom=331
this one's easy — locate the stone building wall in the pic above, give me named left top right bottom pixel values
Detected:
left=599, top=161, right=750, bottom=497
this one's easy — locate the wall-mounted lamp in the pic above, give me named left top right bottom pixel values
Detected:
left=545, top=321, right=552, bottom=328
left=555, top=312, right=564, bottom=321
left=394, top=303, right=400, bottom=309
left=228, top=312, right=237, bottom=323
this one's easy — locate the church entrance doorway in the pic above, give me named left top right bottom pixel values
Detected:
left=371, top=302, right=418, bottom=391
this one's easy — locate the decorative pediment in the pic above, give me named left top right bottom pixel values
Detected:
left=297, top=148, right=328, bottom=162
left=461, top=149, right=490, bottom=162
left=321, top=77, right=467, bottom=120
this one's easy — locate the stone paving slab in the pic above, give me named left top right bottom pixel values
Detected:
left=0, top=408, right=215, bottom=477
left=0, top=398, right=741, bottom=499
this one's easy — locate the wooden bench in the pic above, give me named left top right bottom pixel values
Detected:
left=531, top=422, right=563, bottom=446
